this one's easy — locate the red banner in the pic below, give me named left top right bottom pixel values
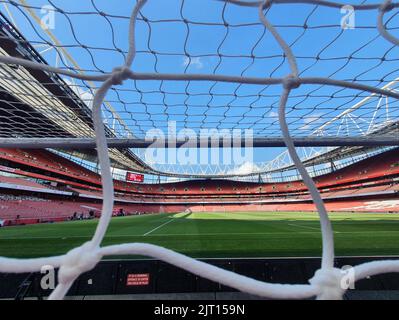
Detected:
left=126, top=172, right=144, bottom=183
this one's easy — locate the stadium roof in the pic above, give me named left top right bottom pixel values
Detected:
left=0, top=11, right=155, bottom=173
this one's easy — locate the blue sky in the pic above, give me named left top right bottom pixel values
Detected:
left=2, top=0, right=399, bottom=173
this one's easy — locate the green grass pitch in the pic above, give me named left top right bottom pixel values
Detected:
left=1, top=211, right=399, bottom=259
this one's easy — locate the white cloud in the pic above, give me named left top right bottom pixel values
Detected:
left=227, top=161, right=260, bottom=175
left=300, top=114, right=323, bottom=130
left=269, top=111, right=278, bottom=118
left=183, top=57, right=204, bottom=69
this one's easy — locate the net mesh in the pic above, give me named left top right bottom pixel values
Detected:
left=1, top=0, right=399, bottom=140
left=0, top=0, right=399, bottom=300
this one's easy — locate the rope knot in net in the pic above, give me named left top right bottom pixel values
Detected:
left=380, top=0, right=394, bottom=12
left=58, top=241, right=102, bottom=284
left=309, top=268, right=346, bottom=300
left=283, top=75, right=301, bottom=90
left=110, top=66, right=132, bottom=86
left=261, top=0, right=273, bottom=10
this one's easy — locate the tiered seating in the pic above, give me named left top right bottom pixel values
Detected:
left=0, top=197, right=90, bottom=220
left=2, top=148, right=399, bottom=197
left=0, top=197, right=104, bottom=226
left=0, top=148, right=102, bottom=186
left=0, top=148, right=398, bottom=227
left=189, top=200, right=399, bottom=213
left=0, top=175, right=52, bottom=191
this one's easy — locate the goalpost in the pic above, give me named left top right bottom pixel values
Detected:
left=0, top=0, right=399, bottom=300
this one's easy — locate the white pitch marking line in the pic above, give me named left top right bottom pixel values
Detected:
left=143, top=218, right=175, bottom=236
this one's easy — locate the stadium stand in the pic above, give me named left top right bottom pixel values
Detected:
left=1, top=147, right=399, bottom=195
left=0, top=175, right=52, bottom=191
left=0, top=148, right=102, bottom=186
left=0, top=147, right=398, bottom=226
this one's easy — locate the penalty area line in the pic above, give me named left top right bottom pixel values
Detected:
left=143, top=218, right=175, bottom=236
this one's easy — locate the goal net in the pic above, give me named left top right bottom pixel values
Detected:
left=0, top=0, right=399, bottom=300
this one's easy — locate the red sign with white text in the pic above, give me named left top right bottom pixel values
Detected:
left=126, top=172, right=144, bottom=183
left=126, top=273, right=150, bottom=286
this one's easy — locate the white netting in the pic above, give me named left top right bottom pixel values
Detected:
left=1, top=0, right=399, bottom=300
